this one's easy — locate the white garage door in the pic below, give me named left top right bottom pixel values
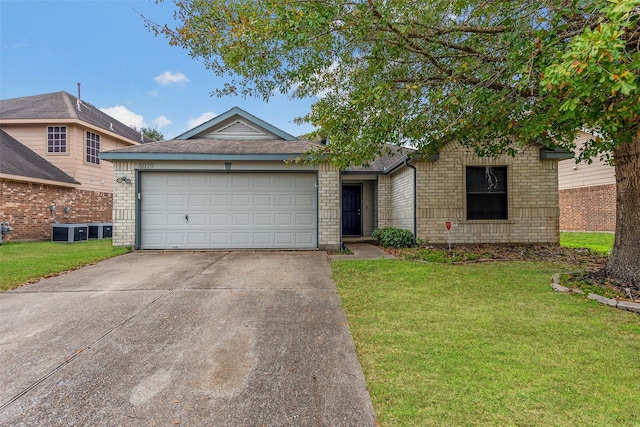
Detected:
left=140, top=172, right=317, bottom=249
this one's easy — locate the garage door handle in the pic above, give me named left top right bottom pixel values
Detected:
left=185, top=214, right=189, bottom=223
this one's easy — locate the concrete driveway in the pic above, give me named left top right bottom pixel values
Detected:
left=0, top=251, right=375, bottom=426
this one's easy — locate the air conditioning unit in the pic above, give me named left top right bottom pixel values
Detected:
left=87, top=223, right=113, bottom=239
left=51, top=224, right=89, bottom=243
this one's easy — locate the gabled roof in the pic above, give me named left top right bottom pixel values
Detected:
left=0, top=91, right=152, bottom=144
left=0, top=129, right=78, bottom=185
left=102, top=107, right=319, bottom=161
left=175, top=106, right=297, bottom=141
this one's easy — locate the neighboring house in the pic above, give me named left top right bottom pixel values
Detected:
left=558, top=131, right=616, bottom=232
left=102, top=107, right=572, bottom=251
left=0, top=91, right=151, bottom=241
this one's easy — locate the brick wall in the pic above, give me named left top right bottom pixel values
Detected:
left=318, top=162, right=340, bottom=250
left=377, top=175, right=392, bottom=228
left=415, top=142, right=561, bottom=245
left=559, top=184, right=616, bottom=232
left=111, top=161, right=137, bottom=247
left=0, top=179, right=112, bottom=241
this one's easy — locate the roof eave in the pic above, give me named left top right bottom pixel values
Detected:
left=0, top=173, right=80, bottom=188
left=99, top=152, right=307, bottom=161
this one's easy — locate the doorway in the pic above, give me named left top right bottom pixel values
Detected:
left=342, top=185, right=362, bottom=236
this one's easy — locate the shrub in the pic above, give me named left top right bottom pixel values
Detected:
left=372, top=227, right=415, bottom=248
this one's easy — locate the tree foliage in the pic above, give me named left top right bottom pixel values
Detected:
left=132, top=126, right=165, bottom=141
left=151, top=0, right=639, bottom=168
left=149, top=0, right=640, bottom=284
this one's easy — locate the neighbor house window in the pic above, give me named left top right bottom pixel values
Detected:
left=466, top=166, right=507, bottom=220
left=47, top=126, right=67, bottom=153
left=86, top=131, right=100, bottom=165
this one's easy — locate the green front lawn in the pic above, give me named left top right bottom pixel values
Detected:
left=0, top=240, right=130, bottom=292
left=332, top=259, right=639, bottom=426
left=560, top=232, right=615, bottom=254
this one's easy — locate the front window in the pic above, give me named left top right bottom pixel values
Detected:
left=86, top=131, right=100, bottom=165
left=47, top=126, right=67, bottom=153
left=466, top=166, right=507, bottom=220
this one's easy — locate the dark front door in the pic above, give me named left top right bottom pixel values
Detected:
left=342, top=185, right=362, bottom=236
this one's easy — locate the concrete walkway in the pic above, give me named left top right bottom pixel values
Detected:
left=0, top=251, right=376, bottom=426
left=330, top=243, right=396, bottom=260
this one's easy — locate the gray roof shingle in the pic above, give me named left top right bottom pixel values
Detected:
left=0, top=129, right=78, bottom=185
left=102, top=138, right=324, bottom=155
left=0, top=91, right=152, bottom=144
left=344, top=146, right=415, bottom=173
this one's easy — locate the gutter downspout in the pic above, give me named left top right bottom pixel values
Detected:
left=405, top=158, right=417, bottom=245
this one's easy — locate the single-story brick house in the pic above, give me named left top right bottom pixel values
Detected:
left=101, top=107, right=572, bottom=250
left=0, top=91, right=151, bottom=241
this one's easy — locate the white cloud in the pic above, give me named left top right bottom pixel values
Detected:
left=188, top=112, right=217, bottom=129
left=153, top=115, right=172, bottom=129
left=148, top=89, right=159, bottom=97
left=100, top=106, right=146, bottom=129
left=154, top=71, right=190, bottom=85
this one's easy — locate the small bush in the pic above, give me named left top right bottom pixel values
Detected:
left=372, top=227, right=415, bottom=248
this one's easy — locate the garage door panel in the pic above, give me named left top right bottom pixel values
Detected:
left=232, top=175, right=251, bottom=187
left=141, top=172, right=316, bottom=249
left=188, top=174, right=208, bottom=186
left=253, top=175, right=272, bottom=187
left=274, top=213, right=293, bottom=226
left=167, top=175, right=187, bottom=186
left=166, top=233, right=185, bottom=245
left=188, top=233, right=207, bottom=245
left=274, top=233, right=293, bottom=245
left=167, top=214, right=185, bottom=226
left=296, top=194, right=314, bottom=207
left=231, top=233, right=251, bottom=245
left=188, top=213, right=208, bottom=226
left=296, top=213, right=315, bottom=226
left=253, top=194, right=271, bottom=206
left=232, top=194, right=250, bottom=207
left=211, top=213, right=229, bottom=226
left=210, top=233, right=229, bottom=245
left=211, top=194, right=228, bottom=206
left=274, top=194, right=292, bottom=207
left=188, top=194, right=207, bottom=206
left=253, top=213, right=272, bottom=226
left=143, top=213, right=164, bottom=226
left=295, top=232, right=315, bottom=245
left=167, top=194, right=186, bottom=206
left=232, top=213, right=250, bottom=225
left=253, top=233, right=272, bottom=245
left=145, top=194, right=163, bottom=207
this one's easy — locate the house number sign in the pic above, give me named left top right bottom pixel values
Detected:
left=137, top=162, right=155, bottom=169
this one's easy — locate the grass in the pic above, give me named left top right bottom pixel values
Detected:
left=0, top=239, right=130, bottom=292
left=560, top=231, right=615, bottom=254
left=332, top=259, right=640, bottom=426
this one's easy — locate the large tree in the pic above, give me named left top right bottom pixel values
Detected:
left=150, top=0, right=639, bottom=284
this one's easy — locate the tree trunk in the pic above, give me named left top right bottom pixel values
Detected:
left=606, top=134, right=640, bottom=286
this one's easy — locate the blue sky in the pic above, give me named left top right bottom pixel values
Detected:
left=0, top=0, right=316, bottom=139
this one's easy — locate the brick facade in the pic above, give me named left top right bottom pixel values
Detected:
left=111, top=161, right=137, bottom=247
left=415, top=142, right=561, bottom=245
left=0, top=179, right=112, bottom=241
left=318, top=162, right=341, bottom=250
left=559, top=184, right=616, bottom=232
